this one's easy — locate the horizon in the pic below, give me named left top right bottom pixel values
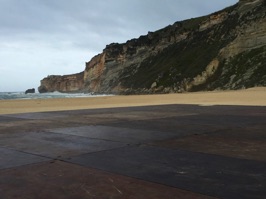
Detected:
left=0, top=0, right=238, bottom=92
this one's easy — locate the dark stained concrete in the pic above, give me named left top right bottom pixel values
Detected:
left=0, top=148, right=49, bottom=169
left=0, top=104, right=266, bottom=198
left=68, top=146, right=266, bottom=199
left=0, top=161, right=216, bottom=199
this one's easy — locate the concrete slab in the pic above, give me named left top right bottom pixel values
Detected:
left=47, top=125, right=179, bottom=144
left=1, top=104, right=266, bottom=198
left=0, top=148, right=49, bottom=169
left=0, top=161, right=216, bottom=199
left=0, top=116, right=28, bottom=123
left=106, top=112, right=266, bottom=133
left=67, top=145, right=266, bottom=199
left=6, top=112, right=67, bottom=120
left=82, top=111, right=197, bottom=120
left=0, top=119, right=91, bottom=134
left=152, top=127, right=266, bottom=161
left=60, top=104, right=264, bottom=117
left=0, top=131, right=126, bottom=159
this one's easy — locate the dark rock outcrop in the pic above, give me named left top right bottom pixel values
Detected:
left=39, top=0, right=266, bottom=94
left=25, top=88, right=35, bottom=94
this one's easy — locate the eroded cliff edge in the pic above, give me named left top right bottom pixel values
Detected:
left=39, top=0, right=266, bottom=94
left=38, top=72, right=84, bottom=93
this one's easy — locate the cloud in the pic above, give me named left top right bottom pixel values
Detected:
left=0, top=0, right=238, bottom=92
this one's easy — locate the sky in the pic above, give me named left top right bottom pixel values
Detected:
left=0, top=0, right=238, bottom=92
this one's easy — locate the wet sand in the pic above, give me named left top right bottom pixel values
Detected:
left=1, top=87, right=266, bottom=115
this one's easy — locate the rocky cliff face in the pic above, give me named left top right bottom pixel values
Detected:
left=39, top=0, right=266, bottom=94
left=38, top=72, right=84, bottom=93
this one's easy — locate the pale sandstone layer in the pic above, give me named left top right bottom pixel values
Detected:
left=0, top=88, right=266, bottom=115
left=39, top=0, right=266, bottom=94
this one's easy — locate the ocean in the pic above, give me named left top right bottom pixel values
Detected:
left=0, top=92, right=110, bottom=100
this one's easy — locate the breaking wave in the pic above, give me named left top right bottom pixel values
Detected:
left=0, top=91, right=111, bottom=100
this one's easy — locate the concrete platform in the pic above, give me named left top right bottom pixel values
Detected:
left=0, top=104, right=266, bottom=198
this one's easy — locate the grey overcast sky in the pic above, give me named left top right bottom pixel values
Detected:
left=0, top=0, right=238, bottom=92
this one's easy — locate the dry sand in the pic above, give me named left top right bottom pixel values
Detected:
left=0, top=87, right=266, bottom=115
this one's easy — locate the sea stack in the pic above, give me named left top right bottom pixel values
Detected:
left=25, top=88, right=35, bottom=94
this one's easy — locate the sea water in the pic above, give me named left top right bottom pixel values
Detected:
left=0, top=92, right=110, bottom=100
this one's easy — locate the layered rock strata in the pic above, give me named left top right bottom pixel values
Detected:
left=39, top=0, right=266, bottom=94
left=38, top=72, right=84, bottom=93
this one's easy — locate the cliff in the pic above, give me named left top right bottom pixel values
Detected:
left=38, top=72, right=84, bottom=93
left=39, top=0, right=266, bottom=94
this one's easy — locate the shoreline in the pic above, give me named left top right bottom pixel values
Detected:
left=1, top=87, right=266, bottom=115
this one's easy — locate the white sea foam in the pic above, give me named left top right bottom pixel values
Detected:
left=0, top=91, right=111, bottom=100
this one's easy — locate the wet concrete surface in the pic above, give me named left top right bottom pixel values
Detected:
left=68, top=146, right=266, bottom=199
left=0, top=161, right=217, bottom=199
left=0, top=148, right=49, bottom=169
left=47, top=125, right=179, bottom=144
left=0, top=104, right=266, bottom=198
left=0, top=131, right=126, bottom=159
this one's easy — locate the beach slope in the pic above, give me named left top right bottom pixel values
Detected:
left=1, top=87, right=266, bottom=115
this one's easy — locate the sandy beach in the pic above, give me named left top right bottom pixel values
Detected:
left=1, top=87, right=266, bottom=115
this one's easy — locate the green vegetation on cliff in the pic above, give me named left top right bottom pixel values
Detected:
left=209, top=46, right=266, bottom=90
left=121, top=11, right=239, bottom=91
left=39, top=0, right=266, bottom=94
